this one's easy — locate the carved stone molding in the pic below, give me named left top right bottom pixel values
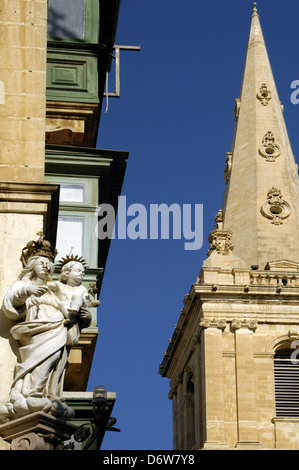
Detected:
left=267, top=332, right=299, bottom=353
left=230, top=319, right=258, bottom=331
left=259, top=131, right=280, bottom=162
left=288, top=330, right=299, bottom=340
left=257, top=83, right=272, bottom=106
left=216, top=319, right=227, bottom=330
left=200, top=318, right=227, bottom=331
left=199, top=319, right=210, bottom=329
left=247, top=320, right=258, bottom=331
left=0, top=411, right=77, bottom=451
left=11, top=432, right=63, bottom=451
left=261, top=187, right=291, bottom=225
left=230, top=319, right=242, bottom=331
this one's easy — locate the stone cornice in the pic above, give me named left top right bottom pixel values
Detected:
left=0, top=181, right=60, bottom=247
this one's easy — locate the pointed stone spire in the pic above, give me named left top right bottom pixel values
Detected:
left=221, top=4, right=299, bottom=269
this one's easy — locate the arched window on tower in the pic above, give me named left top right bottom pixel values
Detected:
left=274, top=347, right=299, bottom=417
left=184, top=374, right=195, bottom=449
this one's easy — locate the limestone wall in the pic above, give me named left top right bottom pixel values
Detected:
left=0, top=0, right=48, bottom=182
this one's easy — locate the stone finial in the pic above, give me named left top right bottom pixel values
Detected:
left=214, top=209, right=224, bottom=229
left=252, top=2, right=258, bottom=17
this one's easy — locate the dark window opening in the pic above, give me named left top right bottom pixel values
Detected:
left=274, top=348, right=299, bottom=417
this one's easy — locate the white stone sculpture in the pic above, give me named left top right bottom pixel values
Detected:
left=0, top=236, right=93, bottom=422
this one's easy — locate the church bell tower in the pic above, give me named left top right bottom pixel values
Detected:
left=159, top=4, right=299, bottom=450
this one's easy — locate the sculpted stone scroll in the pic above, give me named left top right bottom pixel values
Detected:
left=0, top=235, right=96, bottom=423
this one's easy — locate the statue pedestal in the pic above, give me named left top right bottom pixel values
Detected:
left=0, top=411, right=78, bottom=450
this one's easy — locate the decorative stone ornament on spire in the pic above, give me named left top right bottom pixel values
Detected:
left=256, top=83, right=272, bottom=106
left=261, top=187, right=291, bottom=225
left=207, top=210, right=234, bottom=256
left=203, top=210, right=246, bottom=269
left=258, top=131, right=280, bottom=162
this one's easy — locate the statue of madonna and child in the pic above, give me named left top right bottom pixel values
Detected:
left=0, top=234, right=99, bottom=423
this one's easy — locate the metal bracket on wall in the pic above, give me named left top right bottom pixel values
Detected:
left=105, top=44, right=141, bottom=98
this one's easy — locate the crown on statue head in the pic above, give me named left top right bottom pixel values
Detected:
left=56, top=250, right=87, bottom=271
left=21, top=232, right=58, bottom=267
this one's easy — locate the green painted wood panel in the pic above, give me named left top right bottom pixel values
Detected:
left=46, top=50, right=99, bottom=102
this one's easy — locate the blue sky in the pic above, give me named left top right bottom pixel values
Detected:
left=87, top=0, right=299, bottom=450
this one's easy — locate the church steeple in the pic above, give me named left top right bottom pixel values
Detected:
left=160, top=5, right=299, bottom=451
left=222, top=3, right=299, bottom=269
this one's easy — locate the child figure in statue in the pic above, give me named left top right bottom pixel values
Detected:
left=49, top=256, right=99, bottom=346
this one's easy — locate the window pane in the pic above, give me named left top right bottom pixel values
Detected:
left=48, top=0, right=86, bottom=40
left=60, top=184, right=84, bottom=203
left=56, top=216, right=84, bottom=259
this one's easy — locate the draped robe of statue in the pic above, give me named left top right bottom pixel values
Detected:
left=2, top=280, right=71, bottom=414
